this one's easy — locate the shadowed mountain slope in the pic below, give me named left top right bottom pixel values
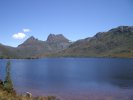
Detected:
left=53, top=26, right=133, bottom=58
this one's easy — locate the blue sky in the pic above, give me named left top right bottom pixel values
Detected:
left=0, top=0, right=133, bottom=47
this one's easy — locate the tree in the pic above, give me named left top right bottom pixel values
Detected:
left=4, top=61, right=13, bottom=92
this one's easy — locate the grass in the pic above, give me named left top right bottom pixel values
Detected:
left=0, top=84, right=58, bottom=100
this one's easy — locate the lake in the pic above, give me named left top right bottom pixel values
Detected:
left=0, top=58, right=133, bottom=100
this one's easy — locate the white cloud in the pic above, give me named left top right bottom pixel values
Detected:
left=23, top=28, right=30, bottom=32
left=12, top=33, right=26, bottom=39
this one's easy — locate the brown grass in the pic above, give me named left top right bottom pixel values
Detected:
left=0, top=87, right=58, bottom=100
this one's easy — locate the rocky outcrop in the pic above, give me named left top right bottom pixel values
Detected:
left=47, top=34, right=69, bottom=43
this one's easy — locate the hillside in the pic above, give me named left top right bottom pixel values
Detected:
left=53, top=26, right=133, bottom=58
left=0, top=44, right=18, bottom=58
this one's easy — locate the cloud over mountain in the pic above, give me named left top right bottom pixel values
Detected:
left=12, top=32, right=26, bottom=39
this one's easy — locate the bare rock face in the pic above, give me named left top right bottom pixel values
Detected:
left=47, top=34, right=69, bottom=43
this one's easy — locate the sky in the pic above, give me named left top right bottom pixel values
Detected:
left=0, top=0, right=133, bottom=47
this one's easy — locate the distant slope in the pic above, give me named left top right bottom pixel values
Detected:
left=0, top=44, right=18, bottom=58
left=54, top=26, right=133, bottom=58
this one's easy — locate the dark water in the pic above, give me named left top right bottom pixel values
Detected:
left=0, top=58, right=133, bottom=99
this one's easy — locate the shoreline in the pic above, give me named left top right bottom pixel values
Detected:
left=0, top=56, right=133, bottom=60
left=15, top=87, right=133, bottom=100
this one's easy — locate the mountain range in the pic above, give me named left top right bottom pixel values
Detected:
left=0, top=26, right=133, bottom=58
left=0, top=34, right=71, bottom=58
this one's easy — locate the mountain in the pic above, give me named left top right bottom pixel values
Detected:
left=0, top=26, right=133, bottom=58
left=54, top=26, right=133, bottom=58
left=0, top=34, right=71, bottom=58
left=17, top=36, right=47, bottom=58
left=17, top=34, right=71, bottom=58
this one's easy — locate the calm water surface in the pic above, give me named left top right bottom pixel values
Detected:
left=0, top=58, right=133, bottom=99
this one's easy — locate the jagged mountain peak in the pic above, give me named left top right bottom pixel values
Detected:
left=29, top=36, right=35, bottom=39
left=46, top=34, right=69, bottom=43
left=18, top=36, right=41, bottom=48
left=26, top=36, right=37, bottom=41
left=16, top=34, right=71, bottom=57
left=25, top=36, right=40, bottom=43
